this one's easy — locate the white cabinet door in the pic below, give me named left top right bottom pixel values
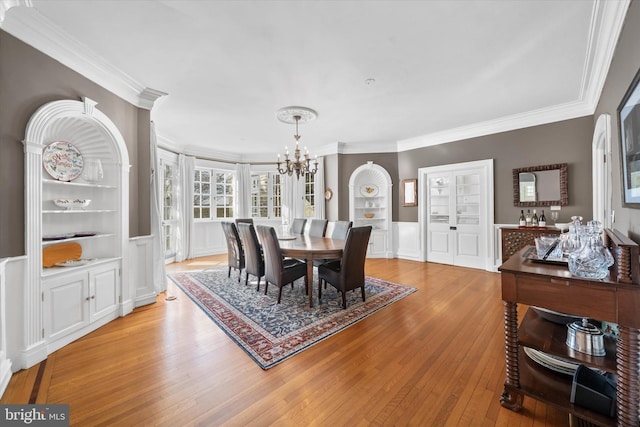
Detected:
left=45, top=271, right=89, bottom=342
left=425, top=166, right=487, bottom=269
left=426, top=173, right=454, bottom=264
left=89, top=263, right=120, bottom=323
left=367, top=229, right=388, bottom=258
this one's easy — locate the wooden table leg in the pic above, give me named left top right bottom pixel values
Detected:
left=616, top=325, right=640, bottom=426
left=307, top=258, right=314, bottom=308
left=501, top=300, right=523, bottom=411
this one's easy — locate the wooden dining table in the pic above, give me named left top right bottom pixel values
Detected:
left=278, top=234, right=344, bottom=307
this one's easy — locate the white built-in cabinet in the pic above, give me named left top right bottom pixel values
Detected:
left=349, top=162, right=393, bottom=258
left=23, top=98, right=130, bottom=364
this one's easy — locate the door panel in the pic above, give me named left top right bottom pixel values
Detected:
left=424, top=162, right=489, bottom=269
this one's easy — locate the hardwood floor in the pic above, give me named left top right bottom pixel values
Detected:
left=1, top=256, right=570, bottom=426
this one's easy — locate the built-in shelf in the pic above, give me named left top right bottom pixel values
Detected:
left=41, top=257, right=122, bottom=278
left=42, top=233, right=116, bottom=247
left=43, top=180, right=116, bottom=189
left=42, top=209, right=117, bottom=214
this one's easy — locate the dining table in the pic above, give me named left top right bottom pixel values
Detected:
left=277, top=234, right=344, bottom=307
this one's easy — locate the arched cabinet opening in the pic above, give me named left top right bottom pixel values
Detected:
left=22, top=97, right=130, bottom=367
left=348, top=161, right=393, bottom=258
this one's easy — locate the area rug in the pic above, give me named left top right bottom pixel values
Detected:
left=168, top=268, right=416, bottom=369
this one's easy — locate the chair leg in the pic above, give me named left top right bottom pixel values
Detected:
left=361, top=285, right=366, bottom=302
left=342, top=290, right=347, bottom=309
left=317, top=278, right=322, bottom=300
left=227, top=266, right=231, bottom=278
left=245, top=272, right=249, bottom=286
left=264, top=282, right=269, bottom=295
left=256, top=277, right=261, bottom=292
left=237, top=270, right=241, bottom=283
left=277, top=286, right=283, bottom=304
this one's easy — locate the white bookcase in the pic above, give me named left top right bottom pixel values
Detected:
left=23, top=97, right=131, bottom=365
left=349, top=161, right=393, bottom=258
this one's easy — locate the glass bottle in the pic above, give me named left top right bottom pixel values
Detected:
left=531, top=209, right=539, bottom=226
left=525, top=209, right=532, bottom=226
left=539, top=210, right=546, bottom=226
left=519, top=210, right=526, bottom=226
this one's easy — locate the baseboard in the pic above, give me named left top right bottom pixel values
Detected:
left=20, top=341, right=47, bottom=370
left=0, top=355, right=12, bottom=399
left=135, top=293, right=157, bottom=308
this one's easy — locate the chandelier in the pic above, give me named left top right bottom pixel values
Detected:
left=276, top=106, right=318, bottom=180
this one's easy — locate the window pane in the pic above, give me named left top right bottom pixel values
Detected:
left=202, top=207, right=210, bottom=218
left=201, top=170, right=210, bottom=182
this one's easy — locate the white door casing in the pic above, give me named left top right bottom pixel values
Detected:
left=592, top=114, right=613, bottom=227
left=419, top=159, right=494, bottom=271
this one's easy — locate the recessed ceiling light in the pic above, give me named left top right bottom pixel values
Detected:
left=365, top=78, right=376, bottom=85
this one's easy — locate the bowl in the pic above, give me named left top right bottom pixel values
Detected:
left=364, top=213, right=375, bottom=219
left=53, top=198, right=91, bottom=209
left=534, top=236, right=561, bottom=259
left=555, top=222, right=570, bottom=232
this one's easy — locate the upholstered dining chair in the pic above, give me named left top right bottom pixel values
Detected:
left=290, top=218, right=307, bottom=235
left=317, top=226, right=372, bottom=309
left=330, top=220, right=352, bottom=240
left=256, top=225, right=308, bottom=304
left=308, top=219, right=328, bottom=237
left=237, top=222, right=265, bottom=290
left=313, top=220, right=352, bottom=269
left=221, top=221, right=245, bottom=282
left=235, top=218, right=254, bottom=226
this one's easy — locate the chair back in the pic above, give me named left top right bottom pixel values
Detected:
left=221, top=221, right=244, bottom=270
left=235, top=218, right=254, bottom=226
left=308, top=219, right=328, bottom=237
left=237, top=222, right=263, bottom=277
left=339, top=226, right=372, bottom=289
left=331, top=220, right=353, bottom=240
left=290, top=218, right=307, bottom=234
left=256, top=225, right=284, bottom=284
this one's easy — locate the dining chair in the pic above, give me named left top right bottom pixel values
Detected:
left=256, top=225, right=308, bottom=304
left=290, top=218, right=307, bottom=235
left=235, top=218, right=254, bottom=226
left=313, top=220, right=352, bottom=269
left=237, top=222, right=265, bottom=290
left=308, top=219, right=328, bottom=237
left=221, top=221, right=245, bottom=282
left=330, top=220, right=352, bottom=240
left=317, top=226, right=372, bottom=308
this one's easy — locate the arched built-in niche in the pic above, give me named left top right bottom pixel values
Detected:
left=21, top=97, right=130, bottom=368
left=348, top=161, right=393, bottom=258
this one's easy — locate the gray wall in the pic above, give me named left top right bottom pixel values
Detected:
left=0, top=30, right=151, bottom=258
left=325, top=117, right=594, bottom=225
left=397, top=116, right=594, bottom=224
left=595, top=0, right=640, bottom=242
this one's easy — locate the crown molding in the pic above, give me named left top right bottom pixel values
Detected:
left=0, top=0, right=31, bottom=23
left=0, top=4, right=165, bottom=109
left=397, top=100, right=593, bottom=152
left=579, top=0, right=630, bottom=110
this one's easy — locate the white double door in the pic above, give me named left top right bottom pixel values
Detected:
left=419, top=159, right=494, bottom=270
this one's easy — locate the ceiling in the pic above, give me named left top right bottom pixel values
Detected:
left=0, top=0, right=630, bottom=162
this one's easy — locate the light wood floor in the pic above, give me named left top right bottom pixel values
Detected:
left=2, top=256, right=570, bottom=426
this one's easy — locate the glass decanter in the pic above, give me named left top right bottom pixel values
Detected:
left=568, top=220, right=614, bottom=279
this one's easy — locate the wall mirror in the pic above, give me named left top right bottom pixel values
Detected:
left=512, top=163, right=568, bottom=207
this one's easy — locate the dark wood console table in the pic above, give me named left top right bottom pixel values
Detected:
left=498, top=229, right=639, bottom=426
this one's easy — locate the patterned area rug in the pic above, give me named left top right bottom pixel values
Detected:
left=168, top=268, right=417, bottom=369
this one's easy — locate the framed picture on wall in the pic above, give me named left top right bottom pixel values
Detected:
left=618, top=66, right=640, bottom=207
left=402, top=179, right=417, bottom=207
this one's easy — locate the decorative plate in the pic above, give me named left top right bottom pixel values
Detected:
left=55, top=258, right=96, bottom=267
left=324, top=188, right=333, bottom=200
left=42, top=141, right=84, bottom=181
left=360, top=184, right=379, bottom=197
left=277, top=235, right=297, bottom=241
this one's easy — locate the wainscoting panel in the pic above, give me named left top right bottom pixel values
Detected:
left=129, top=236, right=156, bottom=307
left=394, top=222, right=421, bottom=261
